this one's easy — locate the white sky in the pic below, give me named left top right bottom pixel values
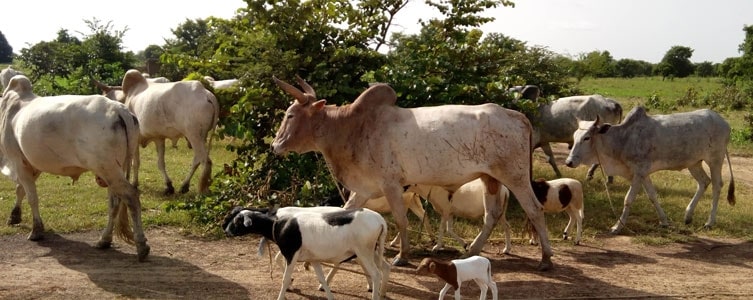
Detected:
left=2, top=0, right=750, bottom=64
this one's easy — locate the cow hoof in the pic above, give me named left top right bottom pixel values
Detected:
left=537, top=257, right=554, bottom=271
left=163, top=186, right=175, bottom=195
left=391, top=256, right=409, bottom=266
left=703, top=224, right=713, bottom=230
left=96, top=240, right=112, bottom=249
left=7, top=207, right=21, bottom=225
left=27, top=232, right=44, bottom=241
left=179, top=184, right=190, bottom=194
left=137, top=244, right=150, bottom=262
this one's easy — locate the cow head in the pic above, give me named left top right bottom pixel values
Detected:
left=565, top=115, right=609, bottom=168
left=271, top=75, right=327, bottom=155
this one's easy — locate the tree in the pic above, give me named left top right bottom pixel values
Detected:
left=614, top=58, right=653, bottom=78
left=656, top=45, right=694, bottom=79
left=694, top=61, right=716, bottom=77
left=0, top=30, right=12, bottom=63
left=578, top=50, right=615, bottom=78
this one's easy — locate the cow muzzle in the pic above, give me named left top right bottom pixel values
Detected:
left=564, top=158, right=577, bottom=168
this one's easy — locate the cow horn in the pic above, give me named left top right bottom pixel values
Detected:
left=92, top=78, right=111, bottom=92
left=294, top=75, right=316, bottom=98
left=272, top=76, right=308, bottom=104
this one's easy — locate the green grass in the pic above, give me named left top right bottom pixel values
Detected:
left=0, top=138, right=237, bottom=236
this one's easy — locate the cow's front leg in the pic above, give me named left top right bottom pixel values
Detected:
left=612, top=176, right=642, bottom=233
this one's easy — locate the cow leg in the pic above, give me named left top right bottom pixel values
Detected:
left=132, top=141, right=141, bottom=188
left=541, top=143, right=563, bottom=177
left=120, top=181, right=150, bottom=261
left=642, top=178, right=669, bottom=227
left=683, top=163, right=711, bottom=226
left=154, top=139, right=175, bottom=195
left=705, top=161, right=723, bottom=228
left=407, top=194, right=435, bottom=243
left=445, top=217, right=468, bottom=250
left=385, top=185, right=411, bottom=266
left=612, top=176, right=643, bottom=233
left=7, top=184, right=25, bottom=225
left=96, top=191, right=118, bottom=249
left=179, top=135, right=210, bottom=194
left=17, top=173, right=44, bottom=240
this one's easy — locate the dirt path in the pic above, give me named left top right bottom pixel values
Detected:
left=0, top=146, right=751, bottom=299
left=0, top=227, right=752, bottom=299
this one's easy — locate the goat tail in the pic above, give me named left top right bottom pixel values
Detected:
left=726, top=151, right=735, bottom=206
left=114, top=196, right=135, bottom=245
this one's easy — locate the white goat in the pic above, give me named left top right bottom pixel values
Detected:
left=416, top=256, right=498, bottom=300
left=223, top=207, right=390, bottom=300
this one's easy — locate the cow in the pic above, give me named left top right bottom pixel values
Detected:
left=0, top=75, right=150, bottom=261
left=532, top=94, right=622, bottom=180
left=120, top=69, right=219, bottom=194
left=565, top=106, right=735, bottom=233
left=0, top=66, right=23, bottom=90
left=271, top=76, right=553, bottom=271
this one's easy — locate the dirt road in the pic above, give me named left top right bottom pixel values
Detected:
left=0, top=226, right=752, bottom=300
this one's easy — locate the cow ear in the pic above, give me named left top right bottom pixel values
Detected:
left=312, top=99, right=327, bottom=110
left=429, top=262, right=436, bottom=272
left=597, top=124, right=611, bottom=134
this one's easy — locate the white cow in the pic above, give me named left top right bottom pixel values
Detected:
left=0, top=75, right=150, bottom=261
left=532, top=94, right=622, bottom=179
left=204, top=76, right=239, bottom=89
left=121, top=69, right=220, bottom=194
left=565, top=106, right=735, bottom=233
left=271, top=76, right=553, bottom=270
left=1, top=66, right=23, bottom=91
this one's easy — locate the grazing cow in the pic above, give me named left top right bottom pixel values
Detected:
left=532, top=94, right=622, bottom=179
left=565, top=106, right=735, bottom=233
left=0, top=66, right=23, bottom=90
left=0, top=75, right=150, bottom=261
left=223, top=207, right=390, bottom=300
left=120, top=69, right=219, bottom=194
left=271, top=76, right=553, bottom=270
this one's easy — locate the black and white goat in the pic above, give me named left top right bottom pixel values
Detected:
left=416, top=256, right=498, bottom=300
left=223, top=206, right=390, bottom=300
left=529, top=178, right=584, bottom=245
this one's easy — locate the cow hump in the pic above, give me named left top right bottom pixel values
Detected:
left=351, top=83, right=397, bottom=111
left=121, top=69, right=148, bottom=96
left=620, top=106, right=648, bottom=127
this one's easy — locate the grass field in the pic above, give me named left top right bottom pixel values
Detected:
left=0, top=76, right=751, bottom=250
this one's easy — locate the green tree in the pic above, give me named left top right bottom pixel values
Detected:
left=694, top=61, right=716, bottom=77
left=0, top=30, right=13, bottom=63
left=578, top=50, right=615, bottom=78
left=614, top=58, right=653, bottom=78
left=656, top=45, right=694, bottom=79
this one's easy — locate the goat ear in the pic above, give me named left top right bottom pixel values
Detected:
left=242, top=214, right=254, bottom=227
left=428, top=262, right=436, bottom=272
left=597, top=124, right=611, bottom=134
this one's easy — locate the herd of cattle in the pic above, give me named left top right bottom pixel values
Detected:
left=0, top=65, right=737, bottom=299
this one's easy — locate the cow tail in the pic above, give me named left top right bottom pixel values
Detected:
left=114, top=109, right=140, bottom=245
left=206, top=91, right=220, bottom=149
left=726, top=151, right=735, bottom=206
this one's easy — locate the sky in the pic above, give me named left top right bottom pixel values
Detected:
left=2, top=0, right=751, bottom=64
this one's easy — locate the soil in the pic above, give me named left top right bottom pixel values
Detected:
left=1, top=145, right=752, bottom=300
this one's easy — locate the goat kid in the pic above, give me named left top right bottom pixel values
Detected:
left=528, top=178, right=584, bottom=245
left=416, top=256, right=498, bottom=300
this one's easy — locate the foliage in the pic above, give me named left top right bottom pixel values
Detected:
left=15, top=18, right=136, bottom=95
left=694, top=61, right=716, bottom=77
left=614, top=58, right=654, bottom=78
left=655, top=45, right=694, bottom=79
left=0, top=31, right=12, bottom=63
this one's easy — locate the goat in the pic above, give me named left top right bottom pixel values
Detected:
left=223, top=206, right=390, bottom=300
left=416, top=256, right=498, bottom=300
left=528, top=178, right=584, bottom=245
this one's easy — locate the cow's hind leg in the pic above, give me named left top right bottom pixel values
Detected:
left=7, top=184, right=25, bottom=225
left=154, top=139, right=175, bottom=195
left=683, top=163, right=711, bottom=226
left=541, top=143, right=563, bottom=177
left=179, top=135, right=211, bottom=194
left=705, top=161, right=724, bottom=228
left=18, top=175, right=44, bottom=241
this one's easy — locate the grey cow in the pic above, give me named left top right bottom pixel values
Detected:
left=565, top=106, right=735, bottom=233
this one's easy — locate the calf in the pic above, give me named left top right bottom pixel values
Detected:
left=322, top=188, right=434, bottom=246
left=223, top=207, right=389, bottom=300
left=529, top=178, right=584, bottom=245
left=416, top=256, right=498, bottom=300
